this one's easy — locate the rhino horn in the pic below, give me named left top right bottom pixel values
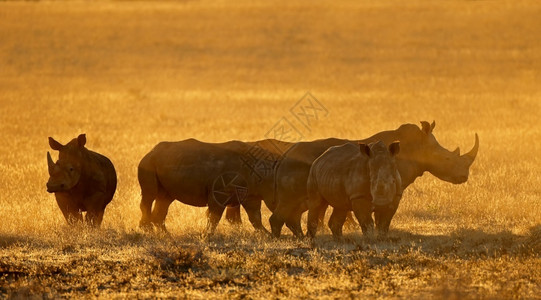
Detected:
left=452, top=147, right=460, bottom=155
left=47, top=152, right=55, bottom=175
left=462, top=133, right=479, bottom=165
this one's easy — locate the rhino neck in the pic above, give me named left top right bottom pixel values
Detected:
left=396, top=159, right=425, bottom=189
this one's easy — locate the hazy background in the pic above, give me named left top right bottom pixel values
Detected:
left=0, top=0, right=539, bottom=298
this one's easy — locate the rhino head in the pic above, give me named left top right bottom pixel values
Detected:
left=360, top=140, right=402, bottom=207
left=398, top=121, right=479, bottom=184
left=46, top=134, right=86, bottom=193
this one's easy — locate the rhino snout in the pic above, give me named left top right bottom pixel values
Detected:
left=46, top=182, right=65, bottom=193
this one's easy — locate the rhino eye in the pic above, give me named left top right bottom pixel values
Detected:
left=69, top=167, right=74, bottom=172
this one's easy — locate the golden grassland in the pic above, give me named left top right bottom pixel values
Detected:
left=0, top=0, right=540, bottom=298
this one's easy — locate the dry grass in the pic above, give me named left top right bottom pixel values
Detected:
left=0, top=0, right=540, bottom=298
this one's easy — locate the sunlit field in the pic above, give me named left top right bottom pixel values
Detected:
left=1, top=0, right=540, bottom=298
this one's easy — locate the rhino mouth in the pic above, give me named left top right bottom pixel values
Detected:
left=46, top=183, right=66, bottom=193
left=372, top=196, right=393, bottom=207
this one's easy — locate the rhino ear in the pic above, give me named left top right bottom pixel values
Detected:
left=49, top=137, right=63, bottom=150
left=420, top=121, right=433, bottom=135
left=359, top=143, right=371, bottom=157
left=430, top=120, right=436, bottom=132
left=77, top=134, right=86, bottom=147
left=389, top=141, right=400, bottom=156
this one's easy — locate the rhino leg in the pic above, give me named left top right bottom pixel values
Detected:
left=317, top=203, right=328, bottom=230
left=151, top=196, right=174, bottom=232
left=138, top=168, right=158, bottom=230
left=374, top=209, right=393, bottom=236
left=307, top=194, right=326, bottom=239
left=351, top=197, right=374, bottom=235
left=328, top=208, right=348, bottom=238
left=269, top=200, right=295, bottom=238
left=85, top=209, right=104, bottom=227
left=285, top=202, right=306, bottom=238
left=269, top=213, right=285, bottom=238
left=242, top=198, right=269, bottom=234
left=55, top=194, right=83, bottom=225
left=206, top=202, right=226, bottom=235
left=224, top=206, right=242, bottom=225
left=83, top=192, right=107, bottom=227
left=374, top=197, right=400, bottom=236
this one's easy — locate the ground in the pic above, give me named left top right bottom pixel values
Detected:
left=0, top=0, right=540, bottom=298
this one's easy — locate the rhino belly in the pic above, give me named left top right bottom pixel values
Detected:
left=156, top=171, right=209, bottom=207
left=319, top=187, right=351, bottom=210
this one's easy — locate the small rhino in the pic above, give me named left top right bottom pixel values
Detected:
left=46, top=134, right=117, bottom=227
left=306, top=141, right=402, bottom=238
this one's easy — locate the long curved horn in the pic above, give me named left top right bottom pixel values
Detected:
left=47, top=152, right=55, bottom=175
left=462, top=133, right=479, bottom=165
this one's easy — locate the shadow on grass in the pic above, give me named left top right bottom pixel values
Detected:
left=311, top=224, right=541, bottom=259
left=0, top=224, right=538, bottom=260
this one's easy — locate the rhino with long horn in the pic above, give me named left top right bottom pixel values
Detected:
left=269, top=121, right=479, bottom=238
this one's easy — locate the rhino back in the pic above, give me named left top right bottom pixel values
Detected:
left=139, top=139, right=249, bottom=206
left=309, top=143, right=368, bottom=208
left=275, top=138, right=350, bottom=201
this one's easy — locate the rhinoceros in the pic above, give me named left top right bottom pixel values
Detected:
left=270, top=121, right=479, bottom=237
left=138, top=138, right=292, bottom=234
left=307, top=141, right=401, bottom=238
left=221, top=139, right=293, bottom=225
left=46, top=134, right=117, bottom=227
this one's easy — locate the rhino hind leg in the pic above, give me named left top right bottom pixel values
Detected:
left=206, top=203, right=226, bottom=235
left=242, top=199, right=270, bottom=234
left=307, top=194, right=327, bottom=239
left=351, top=197, right=375, bottom=236
left=138, top=161, right=159, bottom=230
left=151, top=196, right=175, bottom=232
left=269, top=213, right=285, bottom=238
left=285, top=204, right=305, bottom=238
left=316, top=203, right=328, bottom=230
left=224, top=206, right=242, bottom=225
left=328, top=208, right=348, bottom=238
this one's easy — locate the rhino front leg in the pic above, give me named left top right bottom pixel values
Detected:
left=86, top=209, right=104, bottom=227
left=83, top=192, right=108, bottom=227
left=351, top=197, right=374, bottom=235
left=374, top=196, right=401, bottom=236
left=374, top=209, right=394, bottom=236
left=55, top=194, right=83, bottom=225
